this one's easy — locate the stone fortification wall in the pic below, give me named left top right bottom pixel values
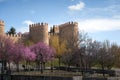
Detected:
left=6, top=34, right=24, bottom=43
left=29, top=23, right=49, bottom=45
left=0, top=20, right=79, bottom=45
left=0, top=20, right=24, bottom=43
left=59, top=21, right=78, bottom=46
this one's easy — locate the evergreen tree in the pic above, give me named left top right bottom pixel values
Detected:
left=7, top=27, right=16, bottom=35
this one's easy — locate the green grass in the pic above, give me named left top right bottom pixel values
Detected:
left=45, top=58, right=65, bottom=67
left=21, top=58, right=65, bottom=67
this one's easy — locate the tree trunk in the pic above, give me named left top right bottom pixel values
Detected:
left=51, top=61, right=53, bottom=72
left=102, top=64, right=105, bottom=77
left=26, top=61, right=28, bottom=70
left=67, top=64, right=70, bottom=71
left=43, top=62, right=45, bottom=70
left=8, top=62, right=10, bottom=71
left=36, top=61, right=40, bottom=70
left=40, top=62, right=43, bottom=73
left=58, top=57, right=61, bottom=69
left=16, top=63, right=19, bottom=72
left=3, top=60, right=7, bottom=70
left=80, top=56, right=85, bottom=76
left=8, top=62, right=11, bottom=74
left=28, top=61, right=31, bottom=71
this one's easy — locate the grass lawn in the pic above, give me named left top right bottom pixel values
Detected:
left=21, top=58, right=65, bottom=68
left=45, top=58, right=65, bottom=67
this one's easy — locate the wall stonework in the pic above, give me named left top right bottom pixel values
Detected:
left=53, top=25, right=59, bottom=34
left=58, top=22, right=79, bottom=48
left=29, top=23, right=49, bottom=45
left=6, top=34, right=24, bottom=43
left=0, top=20, right=24, bottom=43
left=0, top=20, right=78, bottom=45
left=0, top=20, right=4, bottom=34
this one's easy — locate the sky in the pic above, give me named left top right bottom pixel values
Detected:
left=0, top=0, right=120, bottom=45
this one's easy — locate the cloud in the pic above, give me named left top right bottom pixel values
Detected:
left=67, top=0, right=120, bottom=18
left=79, top=18, right=120, bottom=33
left=68, top=1, right=85, bottom=11
left=17, top=26, right=29, bottom=33
left=113, top=15, right=120, bottom=19
left=17, top=20, right=34, bottom=33
left=23, top=20, right=34, bottom=26
left=88, top=4, right=120, bottom=13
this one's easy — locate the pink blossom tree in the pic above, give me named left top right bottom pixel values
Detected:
left=9, top=43, right=36, bottom=72
left=0, top=35, right=14, bottom=72
left=23, top=47, right=36, bottom=70
left=30, top=42, right=55, bottom=73
left=10, top=43, right=25, bottom=71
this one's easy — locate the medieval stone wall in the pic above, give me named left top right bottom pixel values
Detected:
left=0, top=20, right=24, bottom=43
left=6, top=34, right=24, bottom=43
left=29, top=23, right=49, bottom=45
left=0, top=20, right=78, bottom=46
left=58, top=22, right=78, bottom=48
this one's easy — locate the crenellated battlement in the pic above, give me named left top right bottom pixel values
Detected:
left=6, top=34, right=24, bottom=37
left=29, top=22, right=48, bottom=28
left=29, top=22, right=49, bottom=45
left=53, top=25, right=58, bottom=27
left=5, top=34, right=24, bottom=43
left=59, top=21, right=78, bottom=27
left=0, top=20, right=78, bottom=45
left=0, top=20, right=4, bottom=26
left=0, top=20, right=5, bottom=34
left=53, top=25, right=59, bottom=33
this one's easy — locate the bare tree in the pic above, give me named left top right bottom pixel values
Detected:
left=110, top=43, right=120, bottom=68
left=96, top=40, right=115, bottom=77
left=84, top=39, right=99, bottom=69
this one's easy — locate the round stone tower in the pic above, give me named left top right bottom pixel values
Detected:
left=59, top=21, right=78, bottom=48
left=0, top=20, right=4, bottom=35
left=29, top=23, right=49, bottom=45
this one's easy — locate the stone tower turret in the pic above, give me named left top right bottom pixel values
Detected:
left=53, top=25, right=59, bottom=34
left=59, top=21, right=78, bottom=48
left=0, top=20, right=4, bottom=35
left=29, top=23, right=49, bottom=45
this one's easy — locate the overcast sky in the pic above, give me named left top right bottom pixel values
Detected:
left=0, top=0, right=120, bottom=45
